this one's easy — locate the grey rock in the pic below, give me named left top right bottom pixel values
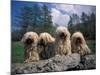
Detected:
left=11, top=53, right=96, bottom=74
left=68, top=54, right=96, bottom=70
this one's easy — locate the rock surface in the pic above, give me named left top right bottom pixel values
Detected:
left=11, top=53, right=96, bottom=74
left=68, top=54, right=96, bottom=70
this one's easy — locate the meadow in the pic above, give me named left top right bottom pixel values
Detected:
left=11, top=40, right=96, bottom=63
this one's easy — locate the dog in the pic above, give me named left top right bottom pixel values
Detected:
left=55, top=26, right=71, bottom=55
left=71, top=32, right=91, bottom=56
left=21, top=31, right=39, bottom=63
left=38, top=32, right=55, bottom=59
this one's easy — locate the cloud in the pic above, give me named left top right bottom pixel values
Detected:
left=52, top=4, right=96, bottom=16
left=50, top=4, right=95, bottom=26
left=54, top=4, right=75, bottom=15
left=51, top=8, right=70, bottom=26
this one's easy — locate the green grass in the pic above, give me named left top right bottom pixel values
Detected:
left=11, top=40, right=96, bottom=63
left=11, top=41, right=24, bottom=63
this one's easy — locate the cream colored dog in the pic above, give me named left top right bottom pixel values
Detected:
left=38, top=32, right=55, bottom=59
left=21, top=31, right=39, bottom=63
left=55, top=26, right=71, bottom=55
left=71, top=32, right=91, bottom=56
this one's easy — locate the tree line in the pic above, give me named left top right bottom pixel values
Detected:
left=12, top=4, right=96, bottom=41
left=68, top=12, right=96, bottom=40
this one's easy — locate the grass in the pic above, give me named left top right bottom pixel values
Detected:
left=11, top=41, right=24, bottom=63
left=11, top=40, right=96, bottom=63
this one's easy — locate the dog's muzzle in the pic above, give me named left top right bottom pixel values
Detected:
left=59, top=32, right=67, bottom=39
left=25, top=38, right=33, bottom=45
left=75, top=37, right=82, bottom=45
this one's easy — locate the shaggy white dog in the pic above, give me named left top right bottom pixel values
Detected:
left=38, top=32, right=55, bottom=59
left=21, top=31, right=39, bottom=63
left=71, top=32, right=91, bottom=56
left=55, top=26, right=71, bottom=55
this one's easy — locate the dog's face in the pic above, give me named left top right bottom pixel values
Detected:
left=25, top=38, right=34, bottom=45
left=21, top=32, right=38, bottom=46
left=59, top=32, right=67, bottom=40
left=72, top=32, right=86, bottom=45
left=38, top=32, right=55, bottom=47
left=56, top=26, right=70, bottom=40
left=75, top=37, right=82, bottom=45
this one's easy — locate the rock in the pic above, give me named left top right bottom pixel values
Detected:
left=11, top=53, right=96, bottom=74
left=68, top=54, right=96, bottom=70
left=47, top=53, right=80, bottom=71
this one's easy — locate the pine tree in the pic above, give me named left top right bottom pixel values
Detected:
left=41, top=4, right=55, bottom=34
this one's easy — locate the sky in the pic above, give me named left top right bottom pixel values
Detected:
left=12, top=0, right=96, bottom=30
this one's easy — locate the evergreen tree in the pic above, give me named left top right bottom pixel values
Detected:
left=12, top=4, right=56, bottom=41
left=41, top=4, right=55, bottom=34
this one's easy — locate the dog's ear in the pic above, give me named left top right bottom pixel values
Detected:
left=46, top=34, right=55, bottom=43
left=66, top=30, right=70, bottom=40
left=33, top=33, right=39, bottom=43
left=21, top=35, right=25, bottom=43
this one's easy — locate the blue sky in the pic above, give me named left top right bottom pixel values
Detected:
left=12, top=0, right=96, bottom=29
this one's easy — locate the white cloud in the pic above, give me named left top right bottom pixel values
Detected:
left=51, top=8, right=70, bottom=26
left=55, top=4, right=75, bottom=14
left=52, top=4, right=95, bottom=16
left=50, top=4, right=95, bottom=26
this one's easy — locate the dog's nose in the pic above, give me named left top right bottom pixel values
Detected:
left=59, top=32, right=67, bottom=39
left=60, top=32, right=64, bottom=37
left=25, top=38, right=33, bottom=45
left=76, top=37, right=82, bottom=44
